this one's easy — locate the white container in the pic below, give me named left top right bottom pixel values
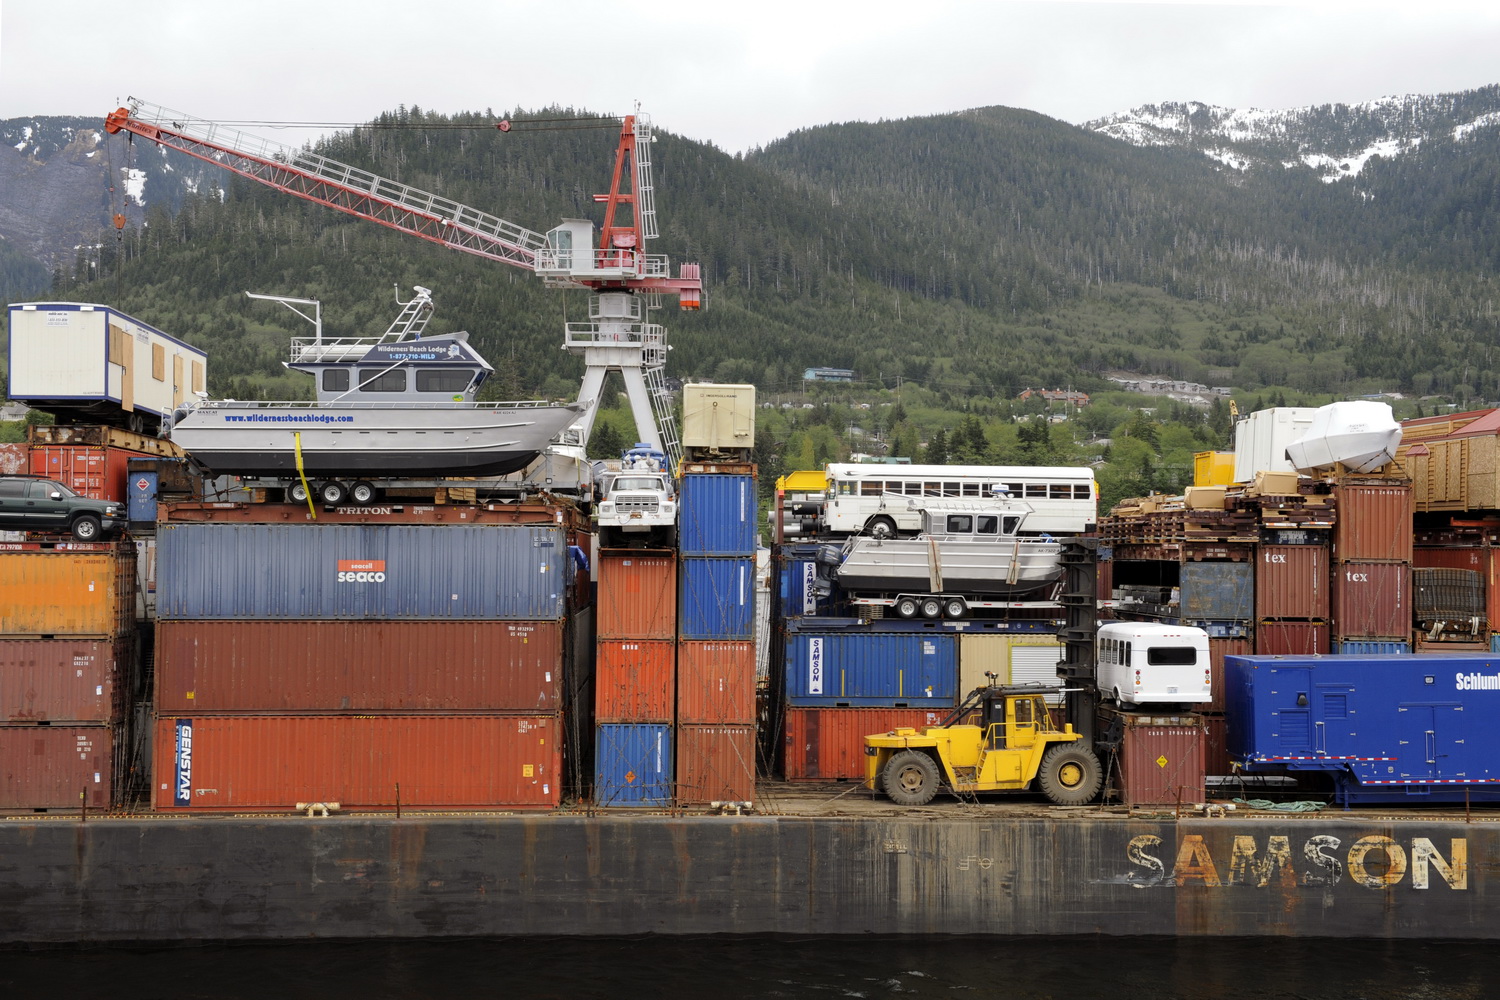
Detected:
left=1096, top=622, right=1211, bottom=707
left=681, top=382, right=756, bottom=453
left=1232, top=407, right=1317, bottom=483
left=8, top=302, right=207, bottom=431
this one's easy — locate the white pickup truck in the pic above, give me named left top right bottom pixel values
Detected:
left=596, top=446, right=677, bottom=547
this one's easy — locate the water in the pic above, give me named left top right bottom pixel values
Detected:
left=0, top=937, right=1489, bottom=999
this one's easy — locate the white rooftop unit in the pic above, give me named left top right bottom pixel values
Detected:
left=1232, top=407, right=1318, bottom=483
left=1285, top=401, right=1402, bottom=474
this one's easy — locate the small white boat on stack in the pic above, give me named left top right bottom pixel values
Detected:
left=1285, top=400, right=1402, bottom=474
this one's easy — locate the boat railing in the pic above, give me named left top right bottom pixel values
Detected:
left=287, top=336, right=386, bottom=363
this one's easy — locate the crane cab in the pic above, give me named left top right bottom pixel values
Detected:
left=538, top=220, right=645, bottom=281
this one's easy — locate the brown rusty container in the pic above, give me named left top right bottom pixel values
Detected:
left=675, top=723, right=756, bottom=804
left=594, top=639, right=674, bottom=723
left=1255, top=620, right=1330, bottom=656
left=1191, top=636, right=1252, bottom=713
left=1331, top=481, right=1413, bottom=562
left=1333, top=560, right=1411, bottom=641
left=596, top=551, right=676, bottom=639
left=1254, top=544, right=1329, bottom=620
left=0, top=637, right=131, bottom=723
left=1104, top=707, right=1206, bottom=808
left=0, top=542, right=136, bottom=637
left=0, top=442, right=29, bottom=475
left=154, top=620, right=563, bottom=714
left=784, top=707, right=949, bottom=781
left=1202, top=714, right=1232, bottom=776
left=153, top=714, right=561, bottom=811
left=676, top=639, right=756, bottom=725
left=0, top=724, right=114, bottom=809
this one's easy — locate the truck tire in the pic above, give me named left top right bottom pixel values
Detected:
left=894, top=596, right=920, bottom=619
left=1037, top=744, right=1103, bottom=806
left=882, top=750, right=941, bottom=806
left=70, top=514, right=101, bottom=541
left=318, top=480, right=348, bottom=505
left=867, top=516, right=897, bottom=540
left=919, top=596, right=943, bottom=619
left=286, top=481, right=310, bottom=504
left=942, top=597, right=967, bottom=619
left=349, top=481, right=378, bottom=505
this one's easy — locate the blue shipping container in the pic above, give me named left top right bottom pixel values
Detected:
left=1338, top=640, right=1410, bottom=655
left=158, top=522, right=567, bottom=620
left=1226, top=652, right=1500, bottom=804
left=785, top=631, right=958, bottom=707
left=594, top=723, right=673, bottom=806
left=678, top=474, right=757, bottom=556
left=1180, top=561, right=1253, bottom=621
left=679, top=557, right=755, bottom=639
left=127, top=472, right=158, bottom=524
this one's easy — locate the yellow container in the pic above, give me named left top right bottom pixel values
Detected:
left=958, top=633, right=1064, bottom=705
left=776, top=469, right=829, bottom=493
left=0, top=544, right=136, bottom=636
left=1193, top=451, right=1236, bottom=487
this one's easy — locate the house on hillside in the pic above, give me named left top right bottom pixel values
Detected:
left=1017, top=388, right=1090, bottom=406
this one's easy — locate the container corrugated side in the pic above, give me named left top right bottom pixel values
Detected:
left=154, top=715, right=561, bottom=810
left=785, top=631, right=957, bottom=707
left=676, top=640, right=756, bottom=725
left=958, top=633, right=1064, bottom=700
left=593, top=723, right=673, bottom=807
left=1108, top=709, right=1206, bottom=807
left=1337, top=640, right=1411, bottom=655
left=594, top=639, right=674, bottom=723
left=0, top=724, right=113, bottom=809
left=676, top=724, right=756, bottom=804
left=1192, top=636, right=1252, bottom=713
left=1180, top=561, right=1253, bottom=621
left=0, top=637, right=130, bottom=723
left=29, top=444, right=153, bottom=502
left=678, top=475, right=757, bottom=556
left=1332, top=482, right=1414, bottom=562
left=155, top=620, right=563, bottom=714
left=157, top=522, right=566, bottom=620
left=1255, top=544, right=1329, bottom=620
left=1333, top=560, right=1411, bottom=641
left=0, top=543, right=136, bottom=636
left=1255, top=620, right=1329, bottom=656
left=784, top=707, right=948, bottom=780
left=678, top=556, right=755, bottom=640
left=596, top=551, right=676, bottom=639
left=777, top=557, right=825, bottom=619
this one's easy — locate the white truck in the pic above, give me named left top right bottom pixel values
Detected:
left=1095, top=622, right=1212, bottom=708
left=595, top=445, right=677, bottom=547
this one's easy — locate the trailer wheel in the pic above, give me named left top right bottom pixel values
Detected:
left=942, top=597, right=967, bottom=619
left=286, top=481, right=310, bottom=504
left=882, top=750, right=941, bottom=806
left=318, top=480, right=348, bottom=505
left=1037, top=744, right=1102, bottom=806
left=349, top=481, right=378, bottom=505
left=894, top=596, right=920, bottom=619
left=919, top=596, right=943, bottom=619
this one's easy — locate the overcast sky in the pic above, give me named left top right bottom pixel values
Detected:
left=3, top=0, right=1498, bottom=153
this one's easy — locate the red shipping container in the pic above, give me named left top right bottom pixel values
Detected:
left=785, top=707, right=948, bottom=781
left=594, top=639, right=674, bottom=722
left=153, top=714, right=560, bottom=811
left=1255, top=620, right=1330, bottom=656
left=1415, top=547, right=1500, bottom=631
left=1332, top=482, right=1414, bottom=563
left=155, top=620, right=563, bottom=714
left=0, top=724, right=113, bottom=809
left=1109, top=709, right=1206, bottom=808
left=1202, top=714, right=1232, bottom=777
left=29, top=444, right=152, bottom=503
left=596, top=551, right=676, bottom=639
left=1334, top=560, right=1411, bottom=640
left=676, top=723, right=756, bottom=804
left=1254, top=544, right=1329, bottom=620
left=1192, top=636, right=1252, bottom=713
left=1098, top=555, right=1114, bottom=603
left=677, top=640, right=756, bottom=725
left=0, top=637, right=130, bottom=723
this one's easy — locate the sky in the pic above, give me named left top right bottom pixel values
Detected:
left=2, top=0, right=1499, bottom=154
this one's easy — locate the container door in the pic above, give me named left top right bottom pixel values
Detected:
left=1270, top=667, right=1314, bottom=755
left=1394, top=703, right=1463, bottom=782
left=1312, top=681, right=1357, bottom=756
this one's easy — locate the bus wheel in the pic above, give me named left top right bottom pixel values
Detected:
left=867, top=516, right=897, bottom=539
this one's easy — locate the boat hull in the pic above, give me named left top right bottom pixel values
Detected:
left=835, top=536, right=1063, bottom=596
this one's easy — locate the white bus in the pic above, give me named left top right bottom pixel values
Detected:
left=1095, top=623, right=1211, bottom=708
left=819, top=463, right=1096, bottom=538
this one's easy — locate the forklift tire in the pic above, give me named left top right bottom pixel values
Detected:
left=1037, top=744, right=1103, bottom=806
left=882, top=750, right=941, bottom=806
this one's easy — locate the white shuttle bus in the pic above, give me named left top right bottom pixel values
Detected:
left=820, top=463, right=1096, bottom=538
left=1095, top=622, right=1211, bottom=707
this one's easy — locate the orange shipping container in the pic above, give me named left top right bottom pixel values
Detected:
left=1331, top=481, right=1414, bottom=563
left=1334, top=560, right=1411, bottom=641
left=784, top=707, right=948, bottom=781
left=0, top=543, right=136, bottom=636
left=1254, top=545, right=1329, bottom=621
left=676, top=723, right=756, bottom=804
left=676, top=640, right=756, bottom=725
left=596, top=551, right=676, bottom=639
left=594, top=639, right=675, bottom=722
left=0, top=724, right=114, bottom=809
left=153, top=714, right=560, bottom=811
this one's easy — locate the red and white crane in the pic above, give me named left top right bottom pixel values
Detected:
left=104, top=98, right=702, bottom=469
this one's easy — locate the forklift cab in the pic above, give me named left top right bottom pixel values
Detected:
left=982, top=691, right=1045, bottom=750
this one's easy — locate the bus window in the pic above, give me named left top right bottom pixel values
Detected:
left=943, top=481, right=961, bottom=496
left=1049, top=484, right=1072, bottom=498
left=1024, top=483, right=1047, bottom=498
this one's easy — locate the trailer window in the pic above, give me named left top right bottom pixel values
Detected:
left=1146, top=646, right=1198, bottom=666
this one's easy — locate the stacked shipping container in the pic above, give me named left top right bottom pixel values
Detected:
left=1331, top=479, right=1413, bottom=654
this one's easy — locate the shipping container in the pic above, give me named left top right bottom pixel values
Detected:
left=681, top=384, right=756, bottom=454
left=1255, top=620, right=1329, bottom=657
left=127, top=471, right=157, bottom=524
left=1179, top=561, right=1253, bottom=621
left=153, top=714, right=561, bottom=811
left=1202, top=714, right=1232, bottom=776
left=1415, top=547, right=1500, bottom=628
left=1338, top=640, right=1410, bottom=655
left=596, top=551, right=676, bottom=639
left=29, top=443, right=170, bottom=503
left=1232, top=407, right=1316, bottom=483
left=0, top=443, right=27, bottom=475
left=1102, top=707, right=1206, bottom=808
left=593, top=639, right=675, bottom=723
left=1331, top=481, right=1414, bottom=563
left=678, top=556, right=755, bottom=640
left=777, top=545, right=835, bottom=619
left=0, top=724, right=114, bottom=810
left=0, top=542, right=136, bottom=636
left=1333, top=560, right=1411, bottom=641
left=784, top=707, right=948, bottom=780
left=157, top=522, right=567, bottom=620
left=0, top=637, right=131, bottom=723
left=1225, top=652, right=1500, bottom=804
left=7, top=302, right=206, bottom=430
left=677, top=640, right=756, bottom=725
left=959, top=633, right=1064, bottom=705
left=594, top=723, right=672, bottom=807
left=1190, top=636, right=1253, bottom=713
left=785, top=631, right=957, bottom=707
left=1255, top=544, right=1329, bottom=621
left=678, top=474, right=757, bottom=556
left=676, top=724, right=756, bottom=804
left=155, top=620, right=563, bottom=714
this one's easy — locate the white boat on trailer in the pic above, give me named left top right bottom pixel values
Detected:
left=165, top=286, right=583, bottom=501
